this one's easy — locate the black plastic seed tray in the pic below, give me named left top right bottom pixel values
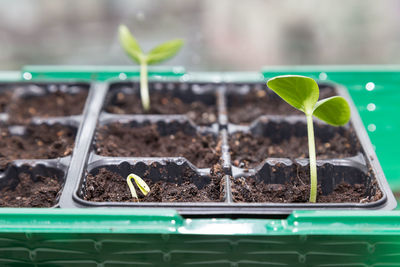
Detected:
left=0, top=82, right=89, bottom=208
left=0, top=81, right=396, bottom=215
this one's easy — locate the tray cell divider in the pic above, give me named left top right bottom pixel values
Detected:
left=59, top=82, right=108, bottom=208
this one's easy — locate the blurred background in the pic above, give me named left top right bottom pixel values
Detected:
left=1, top=0, right=400, bottom=71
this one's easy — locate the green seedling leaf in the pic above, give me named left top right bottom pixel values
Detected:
left=126, top=173, right=151, bottom=201
left=147, top=39, right=184, bottom=65
left=313, top=96, right=351, bottom=126
left=266, top=75, right=351, bottom=203
left=118, top=25, right=184, bottom=111
left=267, top=75, right=319, bottom=114
left=119, top=25, right=144, bottom=64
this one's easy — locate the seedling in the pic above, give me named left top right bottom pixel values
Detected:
left=126, top=173, right=151, bottom=201
left=119, top=24, right=184, bottom=111
left=267, top=75, right=350, bottom=202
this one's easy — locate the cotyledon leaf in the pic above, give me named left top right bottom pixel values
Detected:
left=267, top=75, right=319, bottom=114
left=147, top=39, right=184, bottom=65
left=313, top=96, right=351, bottom=126
left=119, top=25, right=144, bottom=64
left=126, top=173, right=150, bottom=200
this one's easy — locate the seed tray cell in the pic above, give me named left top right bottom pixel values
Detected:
left=0, top=161, right=68, bottom=207
left=0, top=82, right=89, bottom=124
left=104, top=82, right=218, bottom=126
left=231, top=160, right=381, bottom=204
left=0, top=120, right=79, bottom=171
left=226, top=83, right=336, bottom=125
left=93, top=117, right=220, bottom=169
left=228, top=118, right=361, bottom=169
left=76, top=159, right=226, bottom=206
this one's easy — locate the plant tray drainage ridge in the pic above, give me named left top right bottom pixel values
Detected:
left=0, top=81, right=396, bottom=215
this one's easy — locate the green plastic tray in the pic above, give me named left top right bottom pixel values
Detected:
left=0, top=65, right=399, bottom=266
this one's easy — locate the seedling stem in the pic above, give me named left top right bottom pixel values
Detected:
left=140, top=60, right=150, bottom=111
left=306, top=113, right=317, bottom=202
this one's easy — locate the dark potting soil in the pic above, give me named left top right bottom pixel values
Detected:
left=0, top=124, right=76, bottom=170
left=8, top=90, right=88, bottom=124
left=231, top=168, right=382, bottom=203
left=84, top=167, right=225, bottom=202
left=0, top=172, right=61, bottom=207
left=0, top=91, right=11, bottom=113
left=95, top=123, right=220, bottom=168
left=105, top=91, right=217, bottom=125
left=228, top=87, right=335, bottom=124
left=229, top=130, right=360, bottom=168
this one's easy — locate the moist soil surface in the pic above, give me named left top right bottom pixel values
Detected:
left=105, top=91, right=217, bottom=125
left=84, top=167, right=225, bottom=202
left=0, top=124, right=76, bottom=170
left=230, top=130, right=360, bottom=168
left=0, top=172, right=61, bottom=207
left=8, top=90, right=88, bottom=124
left=228, top=87, right=335, bottom=124
left=231, top=169, right=382, bottom=203
left=95, top=123, right=220, bottom=168
left=0, top=91, right=11, bottom=113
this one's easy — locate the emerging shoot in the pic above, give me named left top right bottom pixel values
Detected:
left=126, top=173, right=151, bottom=201
left=267, top=75, right=351, bottom=203
left=119, top=24, right=184, bottom=111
